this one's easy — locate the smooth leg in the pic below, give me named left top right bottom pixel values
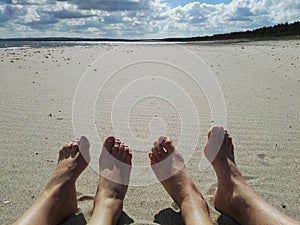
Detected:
left=88, top=137, right=132, bottom=225
left=14, top=139, right=90, bottom=225
left=205, top=126, right=300, bottom=225
left=149, top=136, right=213, bottom=225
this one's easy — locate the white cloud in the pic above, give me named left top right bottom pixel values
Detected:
left=0, top=0, right=299, bottom=38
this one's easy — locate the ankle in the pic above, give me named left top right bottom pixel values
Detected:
left=170, top=177, right=204, bottom=207
left=215, top=177, right=251, bottom=215
left=95, top=191, right=123, bottom=209
left=179, top=191, right=208, bottom=212
left=180, top=197, right=212, bottom=225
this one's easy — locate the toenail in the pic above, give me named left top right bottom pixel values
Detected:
left=158, top=136, right=166, bottom=144
left=108, top=136, right=114, bottom=143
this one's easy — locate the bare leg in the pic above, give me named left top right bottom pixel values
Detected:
left=14, top=139, right=90, bottom=225
left=205, top=126, right=300, bottom=225
left=89, top=137, right=132, bottom=225
left=149, top=136, right=213, bottom=225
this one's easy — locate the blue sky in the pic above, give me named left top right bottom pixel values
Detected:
left=0, top=0, right=299, bottom=39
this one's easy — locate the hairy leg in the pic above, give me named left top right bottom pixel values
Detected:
left=149, top=136, right=213, bottom=225
left=205, top=126, right=300, bottom=225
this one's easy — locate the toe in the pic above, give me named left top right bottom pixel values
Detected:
left=79, top=136, right=90, bottom=151
left=58, top=147, right=65, bottom=160
left=157, top=136, right=166, bottom=145
left=121, top=147, right=129, bottom=160
left=71, top=142, right=79, bottom=157
left=226, top=135, right=235, bottom=162
left=111, top=140, right=121, bottom=157
left=223, top=133, right=229, bottom=144
left=208, top=126, right=226, bottom=144
left=157, top=145, right=167, bottom=159
left=103, top=136, right=115, bottom=153
left=62, top=146, right=69, bottom=159
left=67, top=142, right=73, bottom=149
left=159, top=136, right=174, bottom=154
left=62, top=142, right=69, bottom=150
left=209, top=126, right=225, bottom=137
left=223, top=132, right=233, bottom=147
left=228, top=135, right=233, bottom=145
left=125, top=150, right=132, bottom=165
left=151, top=146, right=162, bottom=161
left=111, top=147, right=118, bottom=157
left=149, top=152, right=158, bottom=165
left=118, top=144, right=125, bottom=157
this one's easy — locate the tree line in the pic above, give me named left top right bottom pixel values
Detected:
left=163, top=21, right=300, bottom=42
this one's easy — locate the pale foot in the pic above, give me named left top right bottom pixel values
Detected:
left=89, top=136, right=132, bottom=225
left=205, top=126, right=300, bottom=225
left=149, top=136, right=213, bottom=225
left=14, top=138, right=90, bottom=225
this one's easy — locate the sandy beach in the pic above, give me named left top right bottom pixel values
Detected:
left=0, top=40, right=299, bottom=224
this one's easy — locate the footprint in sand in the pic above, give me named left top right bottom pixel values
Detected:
left=256, top=153, right=269, bottom=165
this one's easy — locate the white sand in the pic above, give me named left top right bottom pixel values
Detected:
left=0, top=40, right=299, bottom=224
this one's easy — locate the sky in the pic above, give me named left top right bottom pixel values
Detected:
left=169, top=0, right=233, bottom=6
left=0, top=0, right=299, bottom=39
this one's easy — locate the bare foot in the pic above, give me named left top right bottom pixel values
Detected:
left=89, top=136, right=132, bottom=225
left=14, top=137, right=90, bottom=225
left=149, top=136, right=213, bottom=225
left=205, top=126, right=300, bottom=225
left=204, top=126, right=244, bottom=220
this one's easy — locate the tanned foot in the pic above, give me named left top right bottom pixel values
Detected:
left=14, top=137, right=90, bottom=225
left=204, top=126, right=245, bottom=220
left=149, top=136, right=213, bottom=225
left=89, top=136, right=132, bottom=225
left=205, top=126, right=300, bottom=225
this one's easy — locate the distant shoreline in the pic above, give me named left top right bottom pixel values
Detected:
left=1, top=35, right=300, bottom=43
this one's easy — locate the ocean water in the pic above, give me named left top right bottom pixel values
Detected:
left=0, top=40, right=180, bottom=49
left=0, top=40, right=118, bottom=49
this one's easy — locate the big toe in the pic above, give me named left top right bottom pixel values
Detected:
left=208, top=126, right=225, bottom=138
left=205, top=126, right=226, bottom=163
left=78, top=136, right=90, bottom=163
left=103, top=136, right=115, bottom=152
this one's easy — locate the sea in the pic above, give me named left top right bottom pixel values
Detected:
left=0, top=40, right=182, bottom=49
